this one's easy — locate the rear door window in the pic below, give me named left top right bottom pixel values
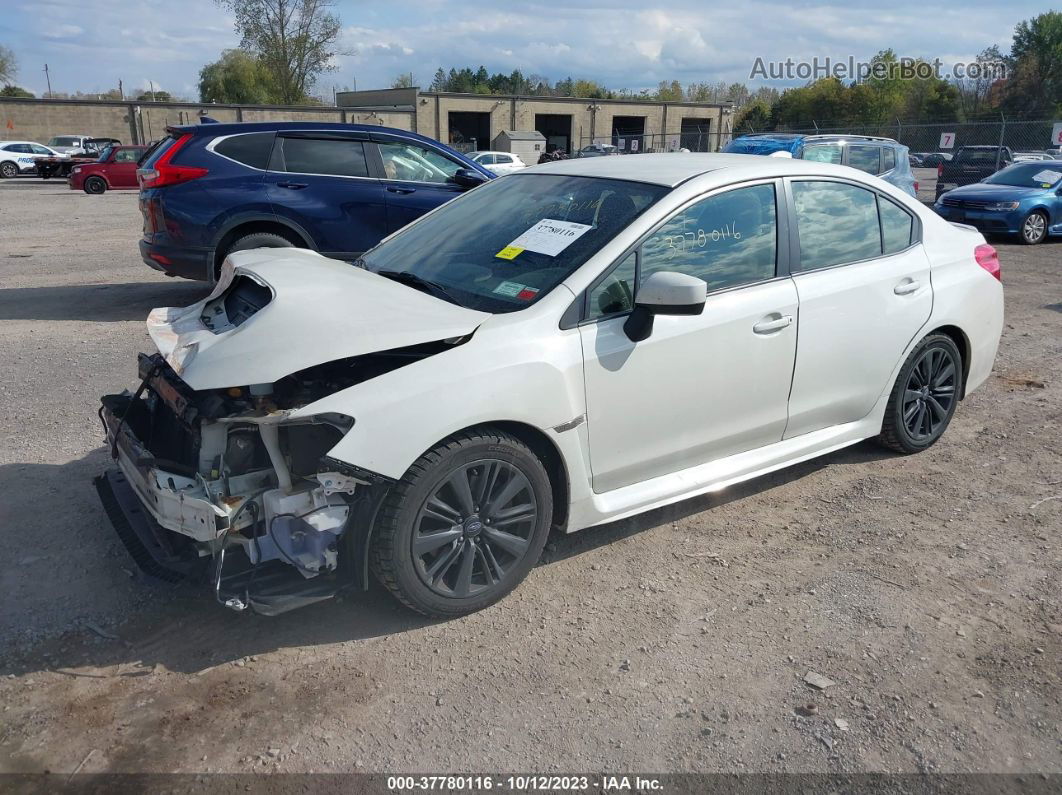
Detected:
left=278, top=136, right=370, bottom=178
left=214, top=132, right=275, bottom=169
left=792, top=181, right=882, bottom=269
left=847, top=145, right=882, bottom=175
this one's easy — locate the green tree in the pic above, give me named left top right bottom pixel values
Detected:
left=391, top=72, right=414, bottom=89
left=0, top=84, right=33, bottom=98
left=655, top=80, right=683, bottom=102
left=137, top=90, right=173, bottom=102
left=199, top=49, right=276, bottom=104
left=217, top=0, right=344, bottom=104
left=0, top=44, right=15, bottom=86
left=429, top=68, right=447, bottom=92
left=734, top=99, right=771, bottom=132
left=1007, top=11, right=1062, bottom=115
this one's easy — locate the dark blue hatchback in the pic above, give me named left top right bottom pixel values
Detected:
left=137, top=122, right=494, bottom=281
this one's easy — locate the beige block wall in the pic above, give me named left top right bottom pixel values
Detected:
left=0, top=99, right=136, bottom=143
left=0, top=98, right=414, bottom=145
left=412, top=95, right=727, bottom=152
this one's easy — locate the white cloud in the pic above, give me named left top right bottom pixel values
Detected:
left=1, top=0, right=1046, bottom=97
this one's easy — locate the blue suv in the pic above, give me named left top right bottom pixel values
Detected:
left=137, top=122, right=494, bottom=281
left=724, top=133, right=917, bottom=197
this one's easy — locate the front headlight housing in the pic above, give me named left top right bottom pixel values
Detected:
left=71, top=166, right=82, bottom=173
left=985, top=201, right=1020, bottom=211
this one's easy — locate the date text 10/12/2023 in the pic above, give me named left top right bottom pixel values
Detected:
left=386, top=775, right=664, bottom=791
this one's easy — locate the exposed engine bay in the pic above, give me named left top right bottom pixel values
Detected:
left=94, top=254, right=486, bottom=615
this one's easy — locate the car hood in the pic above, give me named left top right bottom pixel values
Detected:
left=146, top=249, right=490, bottom=391
left=944, top=183, right=1048, bottom=201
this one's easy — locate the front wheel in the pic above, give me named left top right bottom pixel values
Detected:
left=370, top=429, right=553, bottom=617
left=1019, top=211, right=1048, bottom=245
left=83, top=176, right=106, bottom=194
left=878, top=334, right=963, bottom=454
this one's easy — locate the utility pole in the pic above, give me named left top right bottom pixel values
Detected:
left=43, top=63, right=52, bottom=97
left=149, top=80, right=157, bottom=102
left=118, top=79, right=124, bottom=100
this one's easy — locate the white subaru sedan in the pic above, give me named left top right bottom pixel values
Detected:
left=96, top=154, right=1003, bottom=618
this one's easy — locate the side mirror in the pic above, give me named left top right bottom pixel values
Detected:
left=623, top=271, right=707, bottom=342
left=452, top=167, right=488, bottom=189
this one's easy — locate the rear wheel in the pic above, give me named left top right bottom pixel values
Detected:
left=1019, top=210, right=1048, bottom=245
left=0, top=161, right=17, bottom=179
left=878, top=334, right=963, bottom=454
left=216, top=231, right=298, bottom=277
left=371, top=429, right=553, bottom=617
left=83, top=176, right=107, bottom=194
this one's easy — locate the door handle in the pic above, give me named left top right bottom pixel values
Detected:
left=276, top=181, right=308, bottom=190
left=894, top=279, right=920, bottom=295
left=752, top=314, right=793, bottom=334
left=386, top=186, right=417, bottom=195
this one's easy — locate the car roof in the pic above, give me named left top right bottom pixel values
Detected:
left=0, top=141, right=44, bottom=146
left=525, top=152, right=869, bottom=187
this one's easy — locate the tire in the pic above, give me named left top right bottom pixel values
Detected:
left=217, top=232, right=297, bottom=277
left=83, top=176, right=106, bottom=194
left=1019, top=210, right=1048, bottom=245
left=878, top=334, right=963, bottom=454
left=370, top=428, right=554, bottom=618
left=0, top=161, right=17, bottom=179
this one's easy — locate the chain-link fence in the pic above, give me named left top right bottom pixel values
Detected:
left=573, top=118, right=1060, bottom=161
left=736, top=118, right=1061, bottom=160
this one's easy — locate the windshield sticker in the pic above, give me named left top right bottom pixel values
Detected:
left=1032, top=169, right=1062, bottom=185
left=517, top=287, right=539, bottom=301
left=493, top=281, right=528, bottom=298
left=506, top=219, right=593, bottom=257
left=495, top=245, right=524, bottom=260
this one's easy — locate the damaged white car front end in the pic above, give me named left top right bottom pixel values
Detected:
left=96, top=250, right=487, bottom=614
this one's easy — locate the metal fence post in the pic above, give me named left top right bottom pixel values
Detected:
left=996, top=113, right=1006, bottom=170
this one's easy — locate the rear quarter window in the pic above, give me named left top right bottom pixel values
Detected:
left=213, top=132, right=275, bottom=169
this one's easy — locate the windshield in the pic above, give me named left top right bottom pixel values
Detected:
left=359, top=174, right=668, bottom=313
left=957, top=150, right=1001, bottom=164
left=48, top=137, right=80, bottom=147
left=984, top=163, right=1062, bottom=188
left=96, top=145, right=115, bottom=162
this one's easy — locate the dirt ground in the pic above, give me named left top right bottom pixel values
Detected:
left=0, top=177, right=1059, bottom=777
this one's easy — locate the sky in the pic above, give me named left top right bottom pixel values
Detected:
left=0, top=0, right=1046, bottom=100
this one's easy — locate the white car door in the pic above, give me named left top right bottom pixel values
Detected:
left=578, top=181, right=799, bottom=493
left=783, top=178, right=932, bottom=438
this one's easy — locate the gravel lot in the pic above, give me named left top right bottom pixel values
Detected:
left=0, top=178, right=1059, bottom=776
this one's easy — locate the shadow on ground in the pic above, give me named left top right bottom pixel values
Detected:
left=0, top=440, right=895, bottom=677
left=0, top=282, right=210, bottom=322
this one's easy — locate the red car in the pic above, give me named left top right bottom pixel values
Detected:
left=68, top=145, right=149, bottom=194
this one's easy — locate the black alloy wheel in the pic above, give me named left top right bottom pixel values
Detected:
left=879, top=333, right=963, bottom=454
left=412, top=458, right=538, bottom=599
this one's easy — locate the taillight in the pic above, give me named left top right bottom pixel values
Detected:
left=937, top=163, right=943, bottom=178
left=974, top=244, right=1001, bottom=281
left=914, top=181, right=919, bottom=193
left=138, top=134, right=207, bottom=189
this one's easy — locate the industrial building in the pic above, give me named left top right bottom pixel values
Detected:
left=336, top=87, right=734, bottom=155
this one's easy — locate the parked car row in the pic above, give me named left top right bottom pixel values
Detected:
left=86, top=117, right=1004, bottom=619
left=723, top=133, right=919, bottom=197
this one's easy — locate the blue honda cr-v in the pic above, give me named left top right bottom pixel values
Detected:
left=136, top=122, right=494, bottom=281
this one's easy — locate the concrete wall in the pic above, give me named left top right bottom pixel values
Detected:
left=407, top=93, right=728, bottom=152
left=0, top=98, right=414, bottom=145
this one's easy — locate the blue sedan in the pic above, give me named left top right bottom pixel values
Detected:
left=934, top=161, right=1062, bottom=245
